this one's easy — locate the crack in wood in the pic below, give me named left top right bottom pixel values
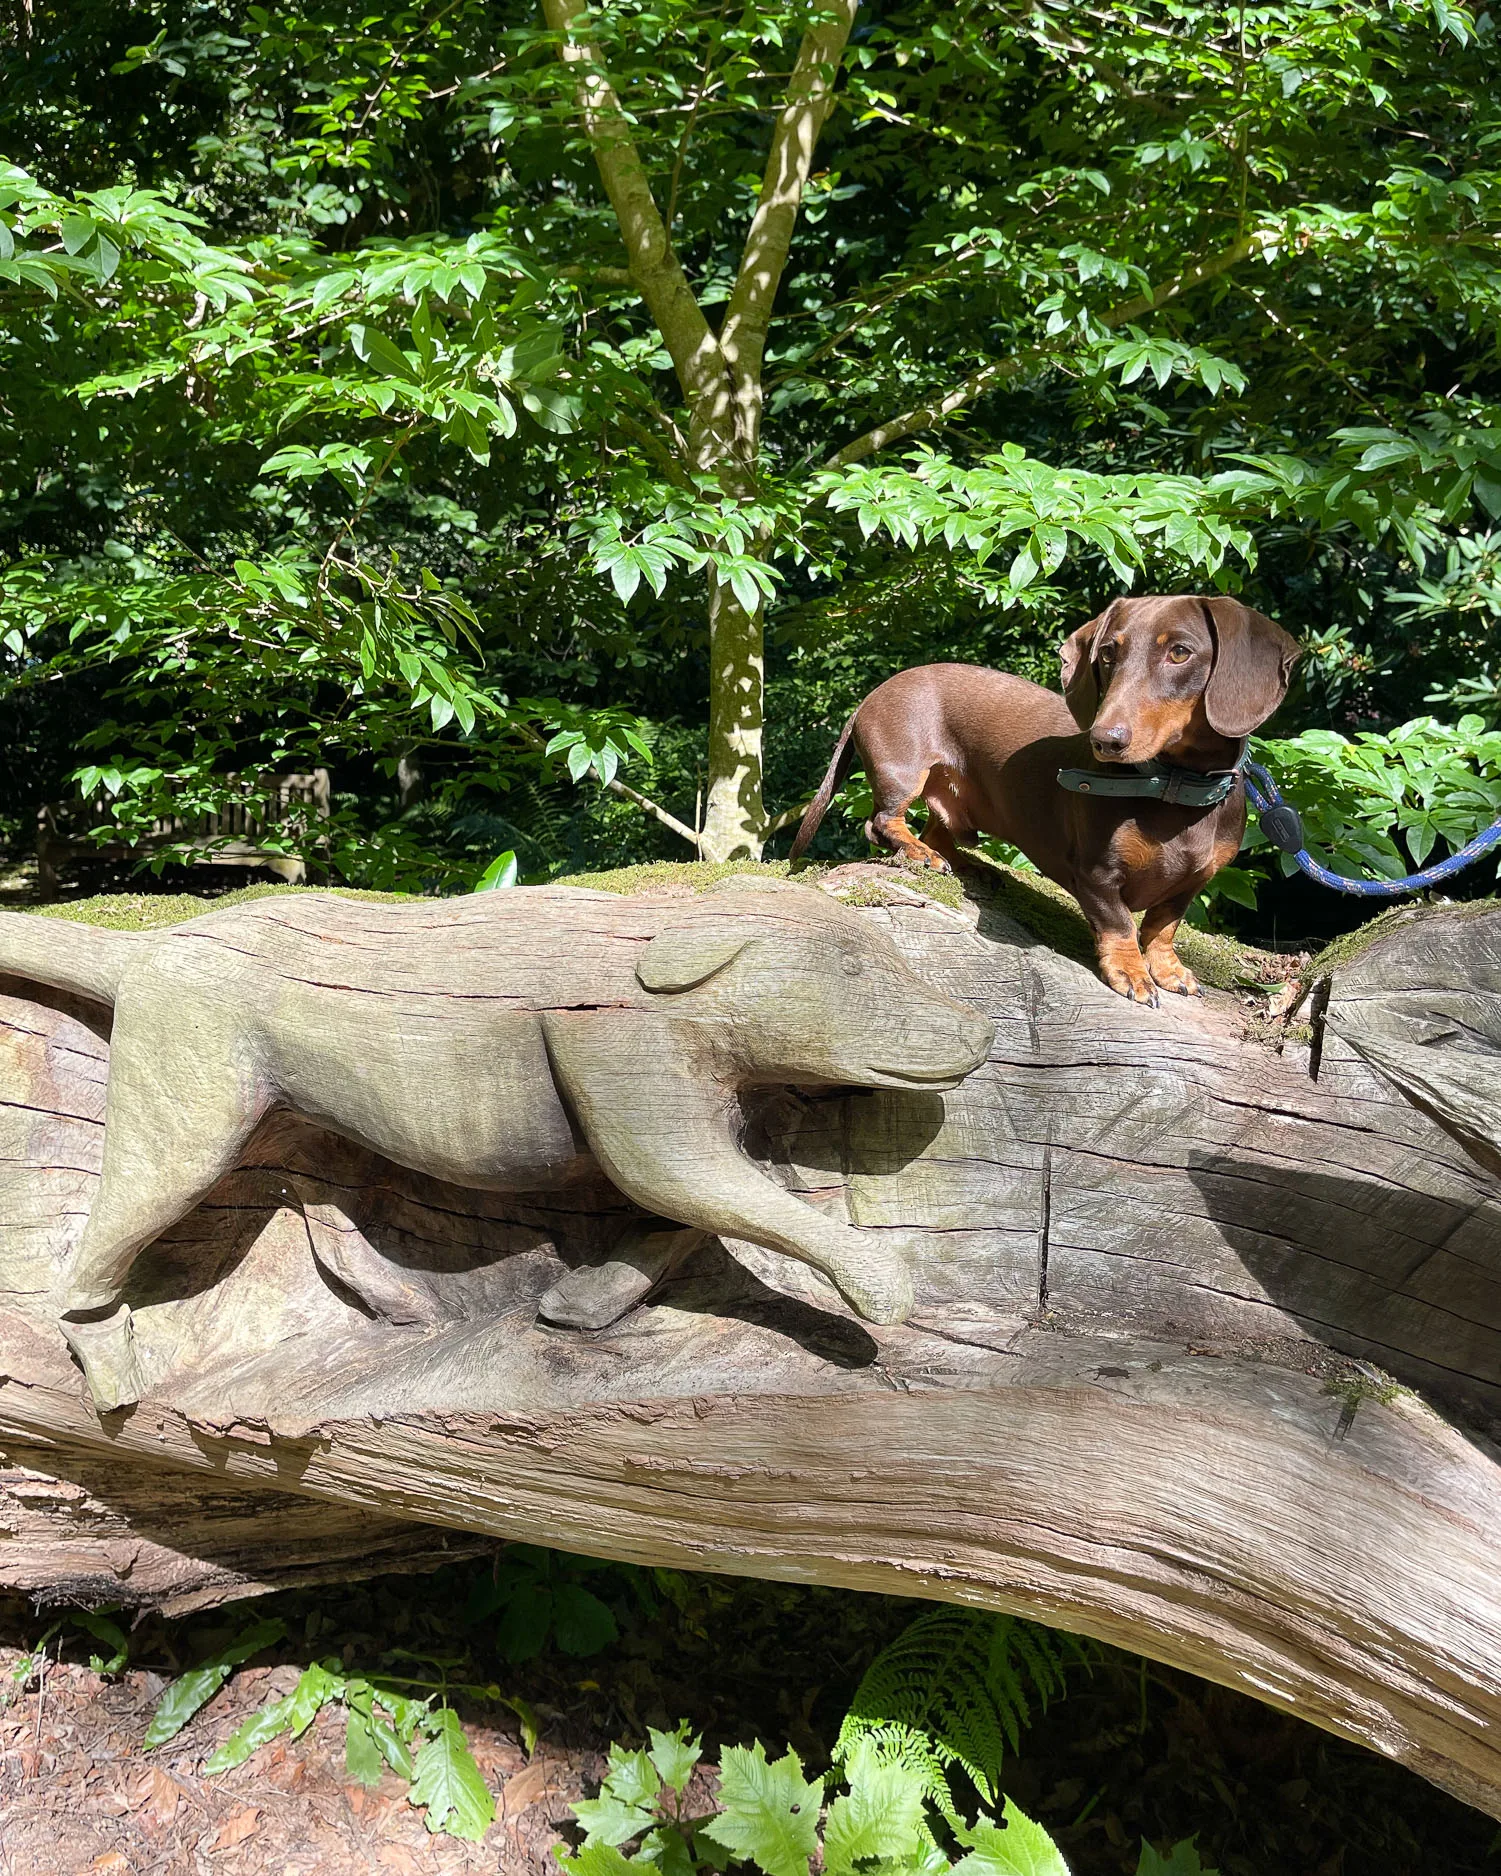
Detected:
left=1037, top=1142, right=1052, bottom=1313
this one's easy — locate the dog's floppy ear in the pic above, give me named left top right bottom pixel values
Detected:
left=1059, top=602, right=1117, bottom=729
left=1202, top=598, right=1301, bottom=738
left=636, top=921, right=750, bottom=994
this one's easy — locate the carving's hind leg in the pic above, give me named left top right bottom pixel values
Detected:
left=865, top=762, right=952, bottom=874
left=62, top=1003, right=267, bottom=1409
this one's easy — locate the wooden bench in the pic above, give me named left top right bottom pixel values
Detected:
left=36, top=770, right=331, bottom=900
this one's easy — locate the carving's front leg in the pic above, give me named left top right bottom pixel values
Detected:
left=542, top=1013, right=914, bottom=1325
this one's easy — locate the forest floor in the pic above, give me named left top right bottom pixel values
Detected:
left=0, top=1557, right=1496, bottom=1876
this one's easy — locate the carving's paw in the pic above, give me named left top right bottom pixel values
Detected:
left=827, top=1245, right=914, bottom=1326
left=60, top=1305, right=145, bottom=1413
left=1146, top=949, right=1201, bottom=998
left=539, top=1227, right=704, bottom=1331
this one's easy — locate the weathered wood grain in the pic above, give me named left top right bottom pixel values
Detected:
left=0, top=880, right=1498, bottom=1814
left=0, top=1436, right=490, bottom=1615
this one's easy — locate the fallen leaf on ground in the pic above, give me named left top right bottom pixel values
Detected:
left=501, top=1759, right=553, bottom=1816
left=151, top=1766, right=182, bottom=1828
left=210, top=1806, right=262, bottom=1851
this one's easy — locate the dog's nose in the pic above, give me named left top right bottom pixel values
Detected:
left=1091, top=723, right=1131, bottom=754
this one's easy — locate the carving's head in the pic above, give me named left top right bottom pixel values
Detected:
left=1060, top=595, right=1300, bottom=763
left=635, top=881, right=994, bottom=1092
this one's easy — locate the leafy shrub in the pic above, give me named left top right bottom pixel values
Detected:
left=465, top=1543, right=662, bottom=1662
left=141, top=1616, right=536, bottom=1841
left=1216, top=715, right=1501, bottom=916
left=557, top=1721, right=1217, bottom=1876
left=834, top=1609, right=1087, bottom=1821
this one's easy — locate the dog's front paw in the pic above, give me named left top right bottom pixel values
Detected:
left=1097, top=941, right=1160, bottom=1009
left=1146, top=948, right=1201, bottom=997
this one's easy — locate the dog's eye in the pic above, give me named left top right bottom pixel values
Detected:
left=1167, top=644, right=1193, bottom=664
left=1098, top=644, right=1117, bottom=664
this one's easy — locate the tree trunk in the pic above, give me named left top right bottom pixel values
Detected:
left=1, top=878, right=1499, bottom=1816
left=700, top=571, right=766, bottom=860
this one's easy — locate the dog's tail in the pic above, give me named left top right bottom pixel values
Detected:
left=0, top=909, right=142, bottom=1006
left=789, top=709, right=860, bottom=863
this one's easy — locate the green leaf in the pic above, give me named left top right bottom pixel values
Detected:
left=496, top=1582, right=554, bottom=1662
left=1137, top=1841, right=1219, bottom=1876
left=556, top=1846, right=661, bottom=1876
left=346, top=1704, right=386, bottom=1787
left=72, top=1611, right=128, bottom=1675
left=823, top=1739, right=928, bottom=1876
left=572, top=1785, right=660, bottom=1849
left=600, top=1743, right=662, bottom=1811
left=639, top=1822, right=700, bottom=1876
left=699, top=1742, right=823, bottom=1876
left=205, top=1693, right=300, bottom=1774
left=409, top=1707, right=495, bottom=1841
left=647, top=1723, right=702, bottom=1796
left=552, top=1584, right=619, bottom=1657
left=203, top=1661, right=340, bottom=1774
left=144, top=1619, right=286, bottom=1749
left=475, top=849, right=519, bottom=891
left=350, top=323, right=420, bottom=383
left=952, top=1802, right=1071, bottom=1876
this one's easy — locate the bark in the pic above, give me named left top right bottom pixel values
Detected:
left=1, top=884, right=1499, bottom=1815
left=700, top=572, right=767, bottom=861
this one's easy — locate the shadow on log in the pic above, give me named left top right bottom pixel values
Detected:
left=0, top=878, right=1499, bottom=1816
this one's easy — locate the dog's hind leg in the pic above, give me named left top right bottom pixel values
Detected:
left=866, top=763, right=953, bottom=874
left=61, top=997, right=269, bottom=1409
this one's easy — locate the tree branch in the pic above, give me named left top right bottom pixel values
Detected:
left=765, top=797, right=814, bottom=836
left=825, top=231, right=1271, bottom=470
left=718, top=0, right=859, bottom=457
left=541, top=0, right=735, bottom=466
left=513, top=718, right=701, bottom=849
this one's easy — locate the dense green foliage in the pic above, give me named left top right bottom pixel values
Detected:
left=1, top=0, right=1499, bottom=919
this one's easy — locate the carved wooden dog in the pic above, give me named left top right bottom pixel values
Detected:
left=0, top=880, right=993, bottom=1409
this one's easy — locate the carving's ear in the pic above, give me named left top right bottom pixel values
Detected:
left=1059, top=602, right=1117, bottom=729
left=1203, top=597, right=1302, bottom=738
left=636, top=921, right=750, bottom=994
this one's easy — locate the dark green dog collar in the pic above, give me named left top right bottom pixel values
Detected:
left=1057, top=754, right=1245, bottom=808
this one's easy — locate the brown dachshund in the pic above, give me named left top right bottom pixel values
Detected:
left=789, top=596, right=1300, bottom=1004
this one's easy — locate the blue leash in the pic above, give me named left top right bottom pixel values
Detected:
left=1243, top=757, right=1501, bottom=899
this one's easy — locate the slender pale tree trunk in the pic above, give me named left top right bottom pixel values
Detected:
left=544, top=0, right=857, bottom=859
left=701, top=571, right=765, bottom=858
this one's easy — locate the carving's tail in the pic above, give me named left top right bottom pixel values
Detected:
left=0, top=909, right=141, bottom=1005
left=788, top=709, right=860, bottom=863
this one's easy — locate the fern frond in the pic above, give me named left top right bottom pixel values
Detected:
left=834, top=1609, right=1088, bottom=1819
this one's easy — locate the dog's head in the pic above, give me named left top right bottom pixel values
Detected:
left=633, top=880, right=994, bottom=1092
left=1058, top=595, right=1300, bottom=764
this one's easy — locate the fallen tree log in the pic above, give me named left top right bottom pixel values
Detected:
left=0, top=875, right=1498, bottom=1816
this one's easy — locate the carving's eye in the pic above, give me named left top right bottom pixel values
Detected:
left=1167, top=644, right=1193, bottom=665
left=841, top=954, right=866, bottom=977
